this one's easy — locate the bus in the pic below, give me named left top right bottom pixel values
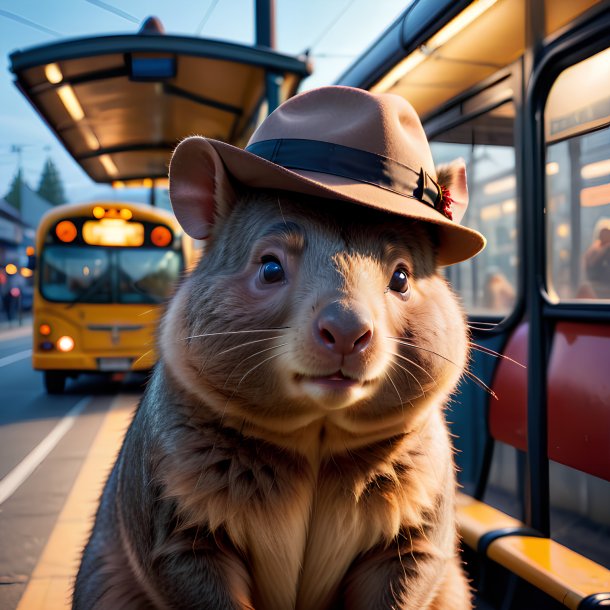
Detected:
left=33, top=201, right=196, bottom=394
left=337, top=1, right=610, bottom=608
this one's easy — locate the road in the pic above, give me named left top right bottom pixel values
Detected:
left=0, top=324, right=143, bottom=610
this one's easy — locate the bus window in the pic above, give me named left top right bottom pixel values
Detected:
left=117, top=249, right=183, bottom=304
left=545, top=46, right=610, bottom=301
left=41, top=245, right=183, bottom=305
left=41, top=246, right=111, bottom=303
left=430, top=101, right=518, bottom=316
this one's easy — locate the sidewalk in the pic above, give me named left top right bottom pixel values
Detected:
left=15, top=394, right=137, bottom=610
left=0, top=312, right=32, bottom=341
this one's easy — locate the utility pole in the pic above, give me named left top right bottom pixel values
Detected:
left=10, top=145, right=23, bottom=175
left=255, top=0, right=281, bottom=113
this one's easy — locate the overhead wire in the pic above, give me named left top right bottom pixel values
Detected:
left=195, top=0, right=221, bottom=36
left=83, top=0, right=140, bottom=24
left=0, top=9, right=62, bottom=38
left=307, top=0, right=357, bottom=52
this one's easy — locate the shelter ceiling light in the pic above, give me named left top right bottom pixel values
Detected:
left=80, top=124, right=100, bottom=150
left=372, top=0, right=498, bottom=92
left=371, top=51, right=427, bottom=93
left=57, top=85, right=85, bottom=121
left=424, top=0, right=497, bottom=51
left=45, top=63, right=63, bottom=84
left=99, top=155, right=119, bottom=177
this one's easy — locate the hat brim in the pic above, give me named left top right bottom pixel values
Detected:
left=204, top=138, right=486, bottom=266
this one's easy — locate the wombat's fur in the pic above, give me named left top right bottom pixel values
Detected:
left=74, top=157, right=472, bottom=609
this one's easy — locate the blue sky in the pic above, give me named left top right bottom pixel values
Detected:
left=0, top=0, right=409, bottom=204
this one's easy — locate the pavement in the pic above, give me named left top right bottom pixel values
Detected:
left=0, top=312, right=32, bottom=340
left=14, top=393, right=137, bottom=610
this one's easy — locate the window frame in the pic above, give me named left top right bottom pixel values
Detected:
left=532, top=12, right=610, bottom=320
left=522, top=5, right=610, bottom=535
left=423, top=62, right=526, bottom=335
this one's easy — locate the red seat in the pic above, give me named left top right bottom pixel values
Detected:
left=547, top=322, right=610, bottom=482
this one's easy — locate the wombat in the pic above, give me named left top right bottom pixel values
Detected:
left=74, top=86, right=485, bottom=609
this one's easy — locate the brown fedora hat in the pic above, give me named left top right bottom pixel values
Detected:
left=171, top=86, right=485, bottom=265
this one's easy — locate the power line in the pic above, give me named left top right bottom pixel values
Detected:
left=0, top=9, right=62, bottom=38
left=84, top=0, right=139, bottom=24
left=307, top=0, right=357, bottom=51
left=195, top=0, right=221, bottom=36
left=310, top=52, right=357, bottom=58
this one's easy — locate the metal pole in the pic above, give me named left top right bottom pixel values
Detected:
left=255, top=0, right=281, bottom=114
left=523, top=0, right=550, bottom=536
left=255, top=0, right=275, bottom=48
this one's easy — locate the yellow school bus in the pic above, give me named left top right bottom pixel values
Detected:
left=33, top=201, right=196, bottom=393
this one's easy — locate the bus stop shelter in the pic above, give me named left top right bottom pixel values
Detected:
left=9, top=17, right=311, bottom=186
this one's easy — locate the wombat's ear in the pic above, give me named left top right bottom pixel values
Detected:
left=436, top=158, right=469, bottom=224
left=169, top=137, right=236, bottom=239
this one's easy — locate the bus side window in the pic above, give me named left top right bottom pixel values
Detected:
left=430, top=101, right=518, bottom=317
left=545, top=46, right=610, bottom=302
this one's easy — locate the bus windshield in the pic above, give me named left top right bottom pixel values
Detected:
left=40, top=245, right=183, bottom=304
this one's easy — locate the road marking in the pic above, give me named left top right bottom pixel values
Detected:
left=16, top=393, right=137, bottom=610
left=0, top=396, right=91, bottom=506
left=0, top=349, right=32, bottom=368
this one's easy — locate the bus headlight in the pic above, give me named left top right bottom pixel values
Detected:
left=57, top=336, right=75, bottom=352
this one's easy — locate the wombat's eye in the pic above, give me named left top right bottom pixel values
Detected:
left=389, top=267, right=410, bottom=295
left=260, top=256, right=285, bottom=284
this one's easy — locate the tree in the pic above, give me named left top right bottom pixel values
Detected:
left=37, top=158, right=66, bottom=205
left=5, top=168, right=24, bottom=210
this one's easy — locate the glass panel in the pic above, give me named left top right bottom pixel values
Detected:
left=41, top=246, right=111, bottom=303
left=430, top=102, right=518, bottom=316
left=549, top=461, right=610, bottom=569
left=486, top=442, right=525, bottom=521
left=117, top=249, right=182, bottom=304
left=545, top=47, right=610, bottom=301
left=40, top=246, right=182, bottom=304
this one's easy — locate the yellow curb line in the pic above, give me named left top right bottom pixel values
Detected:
left=16, top=394, right=137, bottom=610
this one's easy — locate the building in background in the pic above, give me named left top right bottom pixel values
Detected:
left=0, top=184, right=52, bottom=319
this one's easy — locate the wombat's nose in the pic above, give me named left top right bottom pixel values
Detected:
left=315, top=301, right=373, bottom=356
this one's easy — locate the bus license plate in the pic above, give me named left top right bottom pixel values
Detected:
left=98, top=358, right=132, bottom=372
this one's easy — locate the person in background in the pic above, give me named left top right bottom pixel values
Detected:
left=482, top=268, right=515, bottom=313
left=583, top=218, right=610, bottom=299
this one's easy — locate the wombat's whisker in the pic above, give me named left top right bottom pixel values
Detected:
left=277, top=196, right=288, bottom=227
left=385, top=367, right=405, bottom=408
left=462, top=370, right=497, bottom=399
left=182, top=328, right=290, bottom=341
left=132, top=349, right=154, bottom=367
left=389, top=337, right=455, bottom=363
left=387, top=357, right=426, bottom=398
left=389, top=337, right=497, bottom=399
left=224, top=343, right=289, bottom=389
left=216, top=335, right=286, bottom=357
left=467, top=322, right=499, bottom=331
left=137, top=308, right=156, bottom=317
left=236, top=350, right=289, bottom=389
left=468, top=342, right=525, bottom=368
left=392, top=351, right=436, bottom=384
